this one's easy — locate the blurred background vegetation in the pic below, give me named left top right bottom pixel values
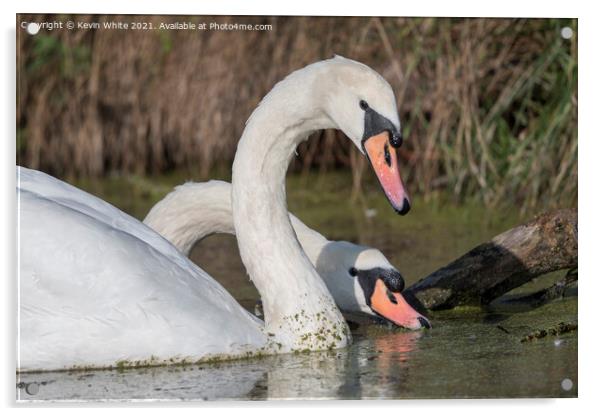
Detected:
left=17, top=15, right=577, bottom=214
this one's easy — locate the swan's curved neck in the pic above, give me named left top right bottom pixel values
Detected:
left=143, top=182, right=236, bottom=256
left=144, top=181, right=329, bottom=263
left=232, top=70, right=350, bottom=351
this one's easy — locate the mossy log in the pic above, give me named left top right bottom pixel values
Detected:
left=406, top=208, right=577, bottom=310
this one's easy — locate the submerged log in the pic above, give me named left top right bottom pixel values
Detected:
left=406, top=208, right=577, bottom=310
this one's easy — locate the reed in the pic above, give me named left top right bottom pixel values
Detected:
left=17, top=16, right=577, bottom=211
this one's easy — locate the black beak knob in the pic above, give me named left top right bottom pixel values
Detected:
left=383, top=270, right=405, bottom=293
left=389, top=131, right=403, bottom=148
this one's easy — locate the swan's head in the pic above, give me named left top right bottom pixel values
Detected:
left=316, top=241, right=431, bottom=330
left=316, top=56, right=410, bottom=215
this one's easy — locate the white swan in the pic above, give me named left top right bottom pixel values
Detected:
left=143, top=180, right=429, bottom=329
left=18, top=56, right=411, bottom=371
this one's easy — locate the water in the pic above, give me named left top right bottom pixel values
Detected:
left=16, top=172, right=578, bottom=401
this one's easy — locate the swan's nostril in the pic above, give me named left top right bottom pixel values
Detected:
left=383, top=143, right=392, bottom=167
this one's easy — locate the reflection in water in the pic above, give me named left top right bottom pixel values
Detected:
left=374, top=331, right=421, bottom=386
left=16, top=328, right=424, bottom=401
left=338, top=330, right=422, bottom=399
left=266, top=350, right=350, bottom=399
left=265, top=331, right=422, bottom=399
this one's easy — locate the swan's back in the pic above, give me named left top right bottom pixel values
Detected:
left=18, top=167, right=188, bottom=267
left=18, top=169, right=265, bottom=372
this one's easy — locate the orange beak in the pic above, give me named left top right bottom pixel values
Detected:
left=370, top=280, right=430, bottom=330
left=363, top=132, right=411, bottom=215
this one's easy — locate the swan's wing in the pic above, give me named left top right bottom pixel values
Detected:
left=18, top=189, right=265, bottom=372
left=17, top=166, right=188, bottom=267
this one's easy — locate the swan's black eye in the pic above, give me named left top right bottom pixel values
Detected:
left=359, top=100, right=369, bottom=110
left=349, top=267, right=358, bottom=277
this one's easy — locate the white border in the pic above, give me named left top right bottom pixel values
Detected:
left=7, top=0, right=583, bottom=18
left=2, top=0, right=599, bottom=414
